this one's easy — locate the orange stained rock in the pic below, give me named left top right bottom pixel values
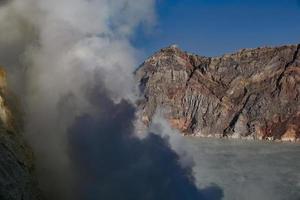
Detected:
left=0, top=67, right=7, bottom=88
left=281, top=125, right=298, bottom=142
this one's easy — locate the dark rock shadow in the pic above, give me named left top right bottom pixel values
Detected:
left=68, top=85, right=224, bottom=200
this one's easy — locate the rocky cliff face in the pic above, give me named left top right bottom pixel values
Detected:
left=0, top=68, right=40, bottom=200
left=136, top=44, right=300, bottom=142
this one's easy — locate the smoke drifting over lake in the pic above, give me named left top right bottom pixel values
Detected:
left=68, top=83, right=223, bottom=200
left=0, top=0, right=223, bottom=199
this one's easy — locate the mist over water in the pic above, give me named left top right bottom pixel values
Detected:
left=185, top=138, right=300, bottom=200
left=148, top=114, right=300, bottom=200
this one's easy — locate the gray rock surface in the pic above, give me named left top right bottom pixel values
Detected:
left=136, top=44, right=300, bottom=141
left=0, top=68, right=41, bottom=200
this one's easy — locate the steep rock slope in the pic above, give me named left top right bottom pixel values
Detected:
left=136, top=44, right=300, bottom=141
left=0, top=68, right=40, bottom=200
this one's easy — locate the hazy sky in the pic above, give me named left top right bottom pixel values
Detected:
left=133, top=0, right=300, bottom=59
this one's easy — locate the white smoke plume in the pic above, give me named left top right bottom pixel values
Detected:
left=0, top=0, right=156, bottom=199
left=149, top=111, right=195, bottom=169
left=0, top=1, right=225, bottom=200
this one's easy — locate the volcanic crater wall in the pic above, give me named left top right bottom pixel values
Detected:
left=0, top=67, right=40, bottom=200
left=136, top=44, right=300, bottom=142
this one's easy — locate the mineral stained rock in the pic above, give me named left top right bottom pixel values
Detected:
left=136, top=44, right=300, bottom=142
left=0, top=67, right=40, bottom=200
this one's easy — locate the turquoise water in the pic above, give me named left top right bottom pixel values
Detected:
left=184, top=138, right=300, bottom=200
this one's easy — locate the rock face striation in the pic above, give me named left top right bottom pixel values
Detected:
left=0, top=67, right=40, bottom=200
left=136, top=44, right=300, bottom=142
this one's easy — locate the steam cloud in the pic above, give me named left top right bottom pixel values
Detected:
left=0, top=0, right=223, bottom=199
left=68, top=83, right=223, bottom=200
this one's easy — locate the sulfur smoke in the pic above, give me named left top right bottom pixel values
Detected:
left=0, top=0, right=155, bottom=197
left=0, top=0, right=223, bottom=200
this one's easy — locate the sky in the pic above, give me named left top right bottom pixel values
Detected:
left=133, top=0, right=300, bottom=60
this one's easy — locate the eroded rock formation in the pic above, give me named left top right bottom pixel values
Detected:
left=136, top=44, right=300, bottom=142
left=0, top=67, right=41, bottom=200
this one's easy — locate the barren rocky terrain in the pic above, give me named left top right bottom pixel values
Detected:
left=136, top=44, right=300, bottom=141
left=0, top=68, right=40, bottom=200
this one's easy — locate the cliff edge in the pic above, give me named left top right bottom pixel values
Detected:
left=136, top=44, right=300, bottom=142
left=0, top=67, right=40, bottom=200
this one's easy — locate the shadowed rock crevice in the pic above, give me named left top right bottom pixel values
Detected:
left=275, top=44, right=300, bottom=92
left=223, top=93, right=254, bottom=137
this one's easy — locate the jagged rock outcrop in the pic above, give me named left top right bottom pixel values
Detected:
left=0, top=67, right=41, bottom=200
left=136, top=44, right=300, bottom=142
